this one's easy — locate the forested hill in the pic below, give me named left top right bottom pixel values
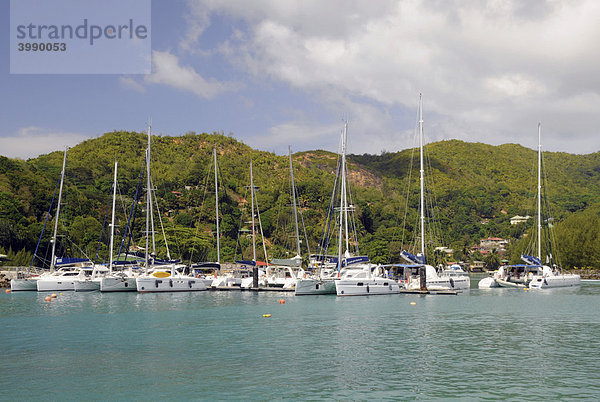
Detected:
left=2, top=131, right=600, bottom=269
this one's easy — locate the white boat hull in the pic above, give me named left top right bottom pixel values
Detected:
left=478, top=277, right=500, bottom=288
left=74, top=279, right=100, bottom=292
left=199, top=278, right=215, bottom=287
left=495, top=278, right=527, bottom=288
left=295, top=278, right=336, bottom=295
left=444, top=276, right=470, bottom=290
left=211, top=276, right=242, bottom=287
left=10, top=278, right=38, bottom=291
left=100, top=276, right=137, bottom=292
left=529, top=274, right=581, bottom=288
left=335, top=278, right=401, bottom=296
left=37, top=279, right=76, bottom=292
left=136, top=276, right=207, bottom=293
left=405, top=265, right=470, bottom=291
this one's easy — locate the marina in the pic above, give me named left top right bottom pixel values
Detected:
left=4, top=1, right=600, bottom=400
left=2, top=279, right=600, bottom=399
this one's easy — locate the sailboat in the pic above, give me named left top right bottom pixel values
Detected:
left=192, top=148, right=226, bottom=288
left=263, top=146, right=306, bottom=289
left=237, top=160, right=268, bottom=289
left=11, top=154, right=65, bottom=291
left=75, top=161, right=122, bottom=292
left=135, top=123, right=206, bottom=293
left=296, top=137, right=345, bottom=295
left=332, top=122, right=401, bottom=296
left=488, top=124, right=580, bottom=289
left=35, top=148, right=97, bottom=292
left=402, top=95, right=469, bottom=291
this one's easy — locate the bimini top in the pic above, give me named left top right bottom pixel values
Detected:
left=191, top=262, right=221, bottom=270
left=521, top=254, right=542, bottom=265
left=55, top=257, right=91, bottom=267
left=400, top=250, right=425, bottom=265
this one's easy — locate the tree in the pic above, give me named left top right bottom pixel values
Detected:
left=484, top=248, right=500, bottom=270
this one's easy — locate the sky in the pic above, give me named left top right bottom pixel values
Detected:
left=2, top=0, right=600, bottom=159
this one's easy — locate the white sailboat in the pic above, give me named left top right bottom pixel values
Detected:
left=487, top=124, right=580, bottom=289
left=263, top=146, right=306, bottom=289
left=296, top=136, right=344, bottom=295
left=11, top=149, right=67, bottom=291
left=238, top=160, right=268, bottom=289
left=136, top=123, right=206, bottom=293
left=333, top=121, right=401, bottom=296
left=100, top=158, right=138, bottom=292
left=402, top=95, right=469, bottom=291
left=193, top=148, right=224, bottom=288
left=35, top=148, right=97, bottom=292
left=75, top=161, right=120, bottom=291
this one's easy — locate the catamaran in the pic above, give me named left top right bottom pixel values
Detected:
left=11, top=149, right=66, bottom=291
left=74, top=161, right=122, bottom=292
left=402, top=95, right=469, bottom=291
left=135, top=122, right=206, bottom=293
left=332, top=122, right=401, bottom=296
left=262, top=146, right=306, bottom=289
left=32, top=149, right=100, bottom=292
left=483, top=124, right=580, bottom=289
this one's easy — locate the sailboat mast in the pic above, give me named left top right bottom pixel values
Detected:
left=419, top=94, right=425, bottom=258
left=214, top=148, right=220, bottom=264
left=337, top=126, right=346, bottom=275
left=537, top=123, right=542, bottom=261
left=109, top=161, right=118, bottom=274
left=145, top=124, right=151, bottom=272
left=342, top=121, right=350, bottom=254
left=50, top=147, right=67, bottom=273
left=250, top=161, right=256, bottom=263
left=289, top=146, right=301, bottom=256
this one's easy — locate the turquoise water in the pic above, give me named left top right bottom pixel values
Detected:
left=2, top=282, right=600, bottom=400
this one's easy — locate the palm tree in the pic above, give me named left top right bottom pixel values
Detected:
left=484, top=248, right=500, bottom=271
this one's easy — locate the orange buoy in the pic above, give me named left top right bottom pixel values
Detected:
left=5, top=289, right=11, bottom=293
left=263, top=314, right=271, bottom=318
left=51, top=293, right=57, bottom=298
left=45, top=296, right=52, bottom=302
left=278, top=298, right=285, bottom=304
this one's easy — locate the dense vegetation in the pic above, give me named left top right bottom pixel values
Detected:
left=2, top=131, right=600, bottom=270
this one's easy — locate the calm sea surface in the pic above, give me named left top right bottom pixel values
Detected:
left=2, top=278, right=600, bottom=400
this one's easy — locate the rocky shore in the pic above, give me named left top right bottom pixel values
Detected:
left=574, top=269, right=600, bottom=279
left=0, top=272, right=11, bottom=288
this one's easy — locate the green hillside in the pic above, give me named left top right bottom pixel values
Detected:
left=2, top=131, right=600, bottom=269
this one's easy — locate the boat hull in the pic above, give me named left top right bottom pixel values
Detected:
left=495, top=278, right=526, bottom=288
left=440, top=276, right=470, bottom=290
left=295, top=278, right=336, bottom=295
left=335, top=279, right=401, bottom=296
left=529, top=274, right=581, bottom=288
left=136, top=276, right=207, bottom=293
left=37, top=279, right=76, bottom=292
left=478, top=277, right=499, bottom=288
left=74, top=279, right=100, bottom=292
left=100, top=277, right=137, bottom=292
left=10, top=278, right=38, bottom=291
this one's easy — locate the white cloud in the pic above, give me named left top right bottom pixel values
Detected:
left=145, top=50, right=238, bottom=98
left=0, top=127, right=90, bottom=159
left=182, top=0, right=600, bottom=154
left=121, top=50, right=239, bottom=99
left=252, top=121, right=342, bottom=153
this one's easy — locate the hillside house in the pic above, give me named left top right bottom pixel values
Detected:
left=510, top=215, right=530, bottom=225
